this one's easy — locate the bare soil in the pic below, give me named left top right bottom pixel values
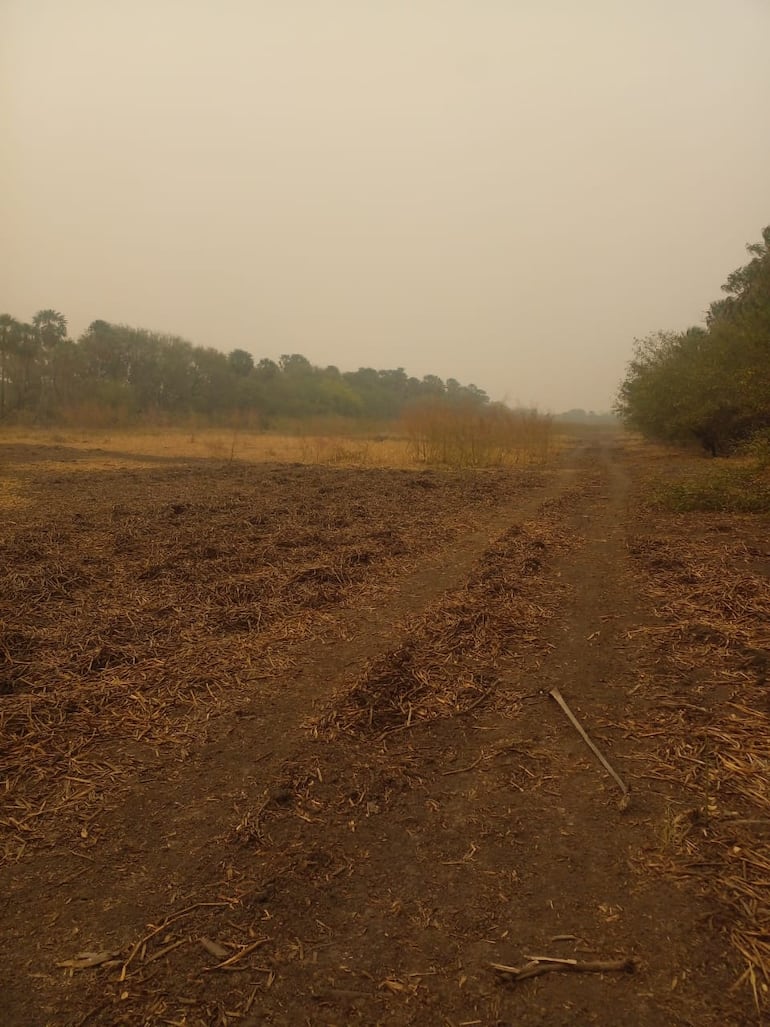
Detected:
left=0, top=433, right=763, bottom=1026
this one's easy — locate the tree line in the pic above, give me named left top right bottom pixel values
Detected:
left=616, top=225, right=770, bottom=454
left=0, top=312, right=490, bottom=425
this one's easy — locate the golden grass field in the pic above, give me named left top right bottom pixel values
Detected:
left=0, top=422, right=564, bottom=512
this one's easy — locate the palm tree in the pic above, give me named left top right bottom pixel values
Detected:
left=0, top=314, right=21, bottom=418
left=16, top=322, right=44, bottom=407
left=32, top=310, right=68, bottom=405
left=32, top=309, right=68, bottom=350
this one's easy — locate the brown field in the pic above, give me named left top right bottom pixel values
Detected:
left=0, top=427, right=421, bottom=484
left=0, top=423, right=562, bottom=492
left=1, top=429, right=769, bottom=1026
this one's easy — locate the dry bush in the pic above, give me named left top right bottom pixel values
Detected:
left=401, top=402, right=553, bottom=468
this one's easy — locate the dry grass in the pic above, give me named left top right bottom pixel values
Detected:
left=0, top=421, right=565, bottom=478
left=0, top=425, right=418, bottom=472
left=0, top=454, right=541, bottom=865
left=314, top=493, right=583, bottom=742
left=402, top=403, right=555, bottom=468
left=240, top=486, right=584, bottom=916
left=625, top=462, right=770, bottom=1008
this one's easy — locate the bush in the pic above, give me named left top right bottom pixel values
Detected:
left=401, top=401, right=553, bottom=468
left=650, top=463, right=770, bottom=513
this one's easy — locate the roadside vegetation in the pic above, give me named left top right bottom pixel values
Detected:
left=0, top=311, right=555, bottom=469
left=625, top=442, right=770, bottom=1012
left=615, top=224, right=770, bottom=1010
left=617, top=223, right=770, bottom=511
left=649, top=460, right=770, bottom=514
left=616, top=225, right=770, bottom=458
left=0, top=312, right=490, bottom=427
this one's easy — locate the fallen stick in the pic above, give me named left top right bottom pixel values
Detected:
left=441, top=753, right=486, bottom=776
left=549, top=687, right=631, bottom=807
left=492, top=956, right=635, bottom=981
left=120, top=901, right=230, bottom=980
left=204, top=939, right=269, bottom=971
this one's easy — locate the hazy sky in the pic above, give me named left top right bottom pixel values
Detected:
left=3, top=1, right=769, bottom=411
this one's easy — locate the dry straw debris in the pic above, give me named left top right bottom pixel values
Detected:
left=0, top=457, right=538, bottom=864
left=627, top=515, right=770, bottom=1008
left=314, top=505, right=577, bottom=742
left=236, top=491, right=583, bottom=893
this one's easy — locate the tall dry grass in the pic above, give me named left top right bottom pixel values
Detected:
left=0, top=424, right=417, bottom=471
left=401, top=403, right=553, bottom=468
left=0, top=405, right=558, bottom=476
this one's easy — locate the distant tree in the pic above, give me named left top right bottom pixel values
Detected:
left=157, top=337, right=196, bottom=412
left=32, top=310, right=67, bottom=407
left=228, top=349, right=254, bottom=376
left=255, top=358, right=279, bottom=379
left=421, top=374, right=445, bottom=396
left=555, top=409, right=617, bottom=423
left=379, top=367, right=408, bottom=388
left=32, top=309, right=67, bottom=351
left=316, top=377, right=363, bottom=416
left=16, top=322, right=43, bottom=407
left=463, top=383, right=489, bottom=405
left=279, top=353, right=313, bottom=375
left=0, top=314, right=20, bottom=418
left=79, top=321, right=127, bottom=381
left=190, top=347, right=232, bottom=414
left=0, top=309, right=499, bottom=427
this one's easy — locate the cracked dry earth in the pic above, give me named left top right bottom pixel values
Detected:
left=0, top=434, right=755, bottom=1026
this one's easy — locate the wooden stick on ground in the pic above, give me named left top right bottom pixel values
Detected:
left=549, top=687, right=631, bottom=806
left=492, top=956, right=635, bottom=981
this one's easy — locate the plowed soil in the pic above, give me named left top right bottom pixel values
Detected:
left=0, top=433, right=764, bottom=1026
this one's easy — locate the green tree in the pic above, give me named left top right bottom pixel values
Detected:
left=0, top=314, right=20, bottom=418
left=279, top=353, right=313, bottom=375
left=32, top=309, right=67, bottom=351
left=421, top=374, right=445, bottom=396
left=0, top=309, right=500, bottom=427
left=617, top=225, right=770, bottom=453
left=16, top=322, right=43, bottom=408
left=228, top=349, right=254, bottom=376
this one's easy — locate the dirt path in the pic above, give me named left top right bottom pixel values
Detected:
left=1, top=438, right=753, bottom=1026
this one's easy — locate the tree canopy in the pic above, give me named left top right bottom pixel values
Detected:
left=0, top=313, right=490, bottom=425
left=616, top=226, right=770, bottom=454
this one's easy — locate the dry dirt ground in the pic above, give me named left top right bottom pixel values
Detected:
left=0, top=432, right=767, bottom=1026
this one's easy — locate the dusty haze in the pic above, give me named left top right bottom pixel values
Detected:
left=3, top=0, right=769, bottom=412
